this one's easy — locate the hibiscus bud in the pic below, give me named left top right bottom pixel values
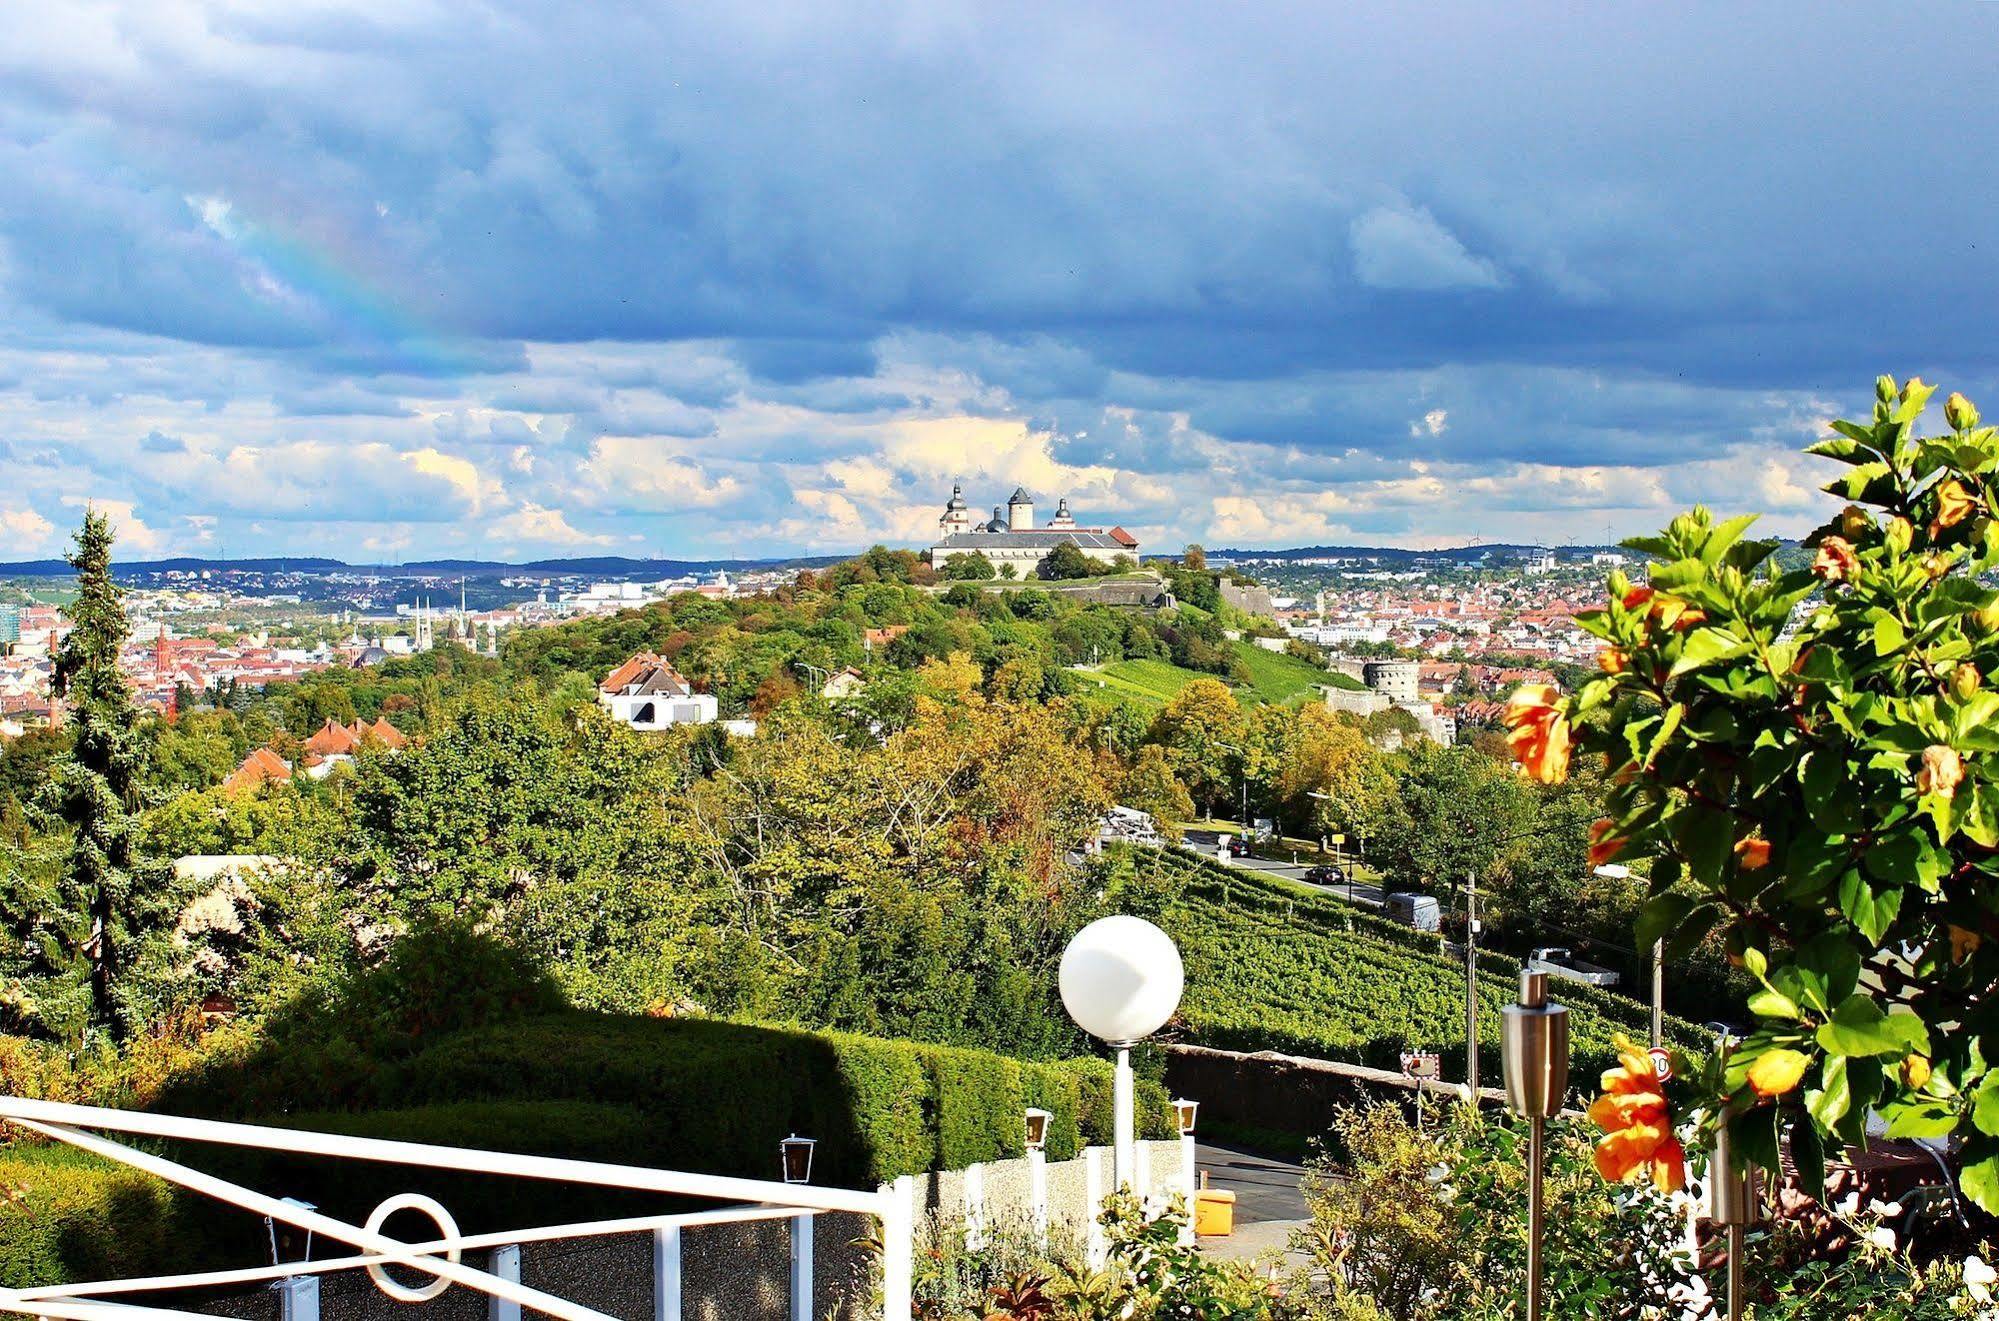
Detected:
left=1838, top=504, right=1871, bottom=540
left=1747, top=1048, right=1811, bottom=1098
left=1597, top=647, right=1628, bottom=675
left=1977, top=601, right=1999, bottom=635
left=1877, top=375, right=1899, bottom=405
left=1885, top=517, right=1913, bottom=556
left=1813, top=536, right=1860, bottom=584
left=1917, top=744, right=1965, bottom=799
left=1946, top=392, right=1981, bottom=431
left=1905, top=377, right=1930, bottom=400
left=1955, top=664, right=1984, bottom=700
left=1734, top=837, right=1772, bottom=870
left=1903, top=1055, right=1932, bottom=1090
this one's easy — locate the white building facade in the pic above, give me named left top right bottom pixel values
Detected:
left=928, top=485, right=1141, bottom=575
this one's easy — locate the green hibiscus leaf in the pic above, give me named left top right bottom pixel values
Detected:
left=1817, top=995, right=1929, bottom=1058
left=1837, top=870, right=1902, bottom=945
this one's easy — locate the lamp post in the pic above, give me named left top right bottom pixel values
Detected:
left=1501, top=968, right=1569, bottom=1321
left=1592, top=862, right=1661, bottom=1047
left=1060, top=916, right=1185, bottom=1193
left=1172, top=1098, right=1200, bottom=1246
left=1025, top=1108, right=1052, bottom=1247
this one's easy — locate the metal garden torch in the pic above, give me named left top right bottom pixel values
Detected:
left=1502, top=967, right=1569, bottom=1321
left=1710, top=1037, right=1759, bottom=1321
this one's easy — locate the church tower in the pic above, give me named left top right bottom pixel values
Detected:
left=939, top=482, right=972, bottom=537
left=1007, top=487, right=1035, bottom=530
left=1047, top=497, right=1076, bottom=530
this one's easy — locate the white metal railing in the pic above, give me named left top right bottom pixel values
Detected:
left=0, top=1096, right=916, bottom=1321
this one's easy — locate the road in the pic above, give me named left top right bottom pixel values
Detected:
left=1178, top=830, right=1386, bottom=908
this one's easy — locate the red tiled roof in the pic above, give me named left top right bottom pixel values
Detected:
left=224, top=747, right=292, bottom=794
left=600, top=652, right=662, bottom=694
left=302, top=718, right=360, bottom=758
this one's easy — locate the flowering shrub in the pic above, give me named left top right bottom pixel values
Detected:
left=1294, top=1100, right=1986, bottom=1318
left=1505, top=379, right=1999, bottom=1207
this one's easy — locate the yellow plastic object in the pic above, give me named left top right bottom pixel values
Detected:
left=1194, top=1188, right=1237, bottom=1236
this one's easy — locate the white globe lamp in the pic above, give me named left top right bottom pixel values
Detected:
left=1059, top=916, right=1184, bottom=1192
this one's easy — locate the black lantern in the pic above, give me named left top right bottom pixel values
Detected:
left=780, top=1134, right=816, bottom=1185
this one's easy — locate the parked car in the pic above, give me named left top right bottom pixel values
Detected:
left=1302, top=864, right=1347, bottom=886
left=1225, top=836, right=1251, bottom=857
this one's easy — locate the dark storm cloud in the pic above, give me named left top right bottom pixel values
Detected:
left=0, top=1, right=1995, bottom=556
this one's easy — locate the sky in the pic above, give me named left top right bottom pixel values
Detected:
left=2, top=2, right=1996, bottom=563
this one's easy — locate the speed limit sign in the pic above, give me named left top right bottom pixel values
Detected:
left=1648, top=1046, right=1673, bottom=1082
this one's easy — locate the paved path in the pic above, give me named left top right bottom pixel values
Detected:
left=1191, top=1140, right=1312, bottom=1267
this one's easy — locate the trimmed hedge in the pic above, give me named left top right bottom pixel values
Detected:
left=0, top=1142, right=217, bottom=1289
left=160, top=1012, right=1171, bottom=1188
left=3, top=1018, right=1172, bottom=1288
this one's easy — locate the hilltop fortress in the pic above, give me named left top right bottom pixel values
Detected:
left=928, top=484, right=1140, bottom=575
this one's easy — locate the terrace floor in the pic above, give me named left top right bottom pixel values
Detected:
left=1193, top=1140, right=1310, bottom=1267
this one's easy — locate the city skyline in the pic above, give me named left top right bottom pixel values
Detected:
left=2, top=2, right=1995, bottom=561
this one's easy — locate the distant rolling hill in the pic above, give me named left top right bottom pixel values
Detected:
left=0, top=554, right=845, bottom=579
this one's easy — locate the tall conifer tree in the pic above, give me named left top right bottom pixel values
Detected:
left=45, top=510, right=166, bottom=1038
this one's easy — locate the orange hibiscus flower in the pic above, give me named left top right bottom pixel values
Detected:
left=1587, top=1034, right=1684, bottom=1194
left=1933, top=478, right=1979, bottom=538
left=1504, top=684, right=1571, bottom=785
left=1587, top=819, right=1626, bottom=869
left=1734, top=837, right=1772, bottom=871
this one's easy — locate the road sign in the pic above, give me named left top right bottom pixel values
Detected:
left=1400, top=1051, right=1442, bottom=1080
left=1331, top=834, right=1346, bottom=845
left=1648, top=1046, right=1673, bottom=1082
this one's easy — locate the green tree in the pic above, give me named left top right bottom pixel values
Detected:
left=1037, top=542, right=1097, bottom=580
left=940, top=551, right=996, bottom=581
left=34, top=511, right=176, bottom=1039
left=1373, top=742, right=1534, bottom=893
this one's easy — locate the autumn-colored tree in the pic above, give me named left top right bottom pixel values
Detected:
left=1152, top=678, right=1246, bottom=816
left=1117, top=745, right=1194, bottom=837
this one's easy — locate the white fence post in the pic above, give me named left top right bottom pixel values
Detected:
left=963, top=1162, right=986, bottom=1250
left=272, top=1275, right=318, bottom=1321
left=653, top=1225, right=682, bottom=1321
left=879, top=1176, right=915, bottom=1321
left=1084, top=1146, right=1107, bottom=1269
left=1027, top=1147, right=1048, bottom=1250
left=489, top=1245, right=522, bottom=1321
left=790, top=1213, right=813, bottom=1321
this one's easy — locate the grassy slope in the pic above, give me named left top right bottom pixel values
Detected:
left=1145, top=848, right=1685, bottom=1081
left=1229, top=642, right=1338, bottom=704
left=1071, top=642, right=1338, bottom=710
